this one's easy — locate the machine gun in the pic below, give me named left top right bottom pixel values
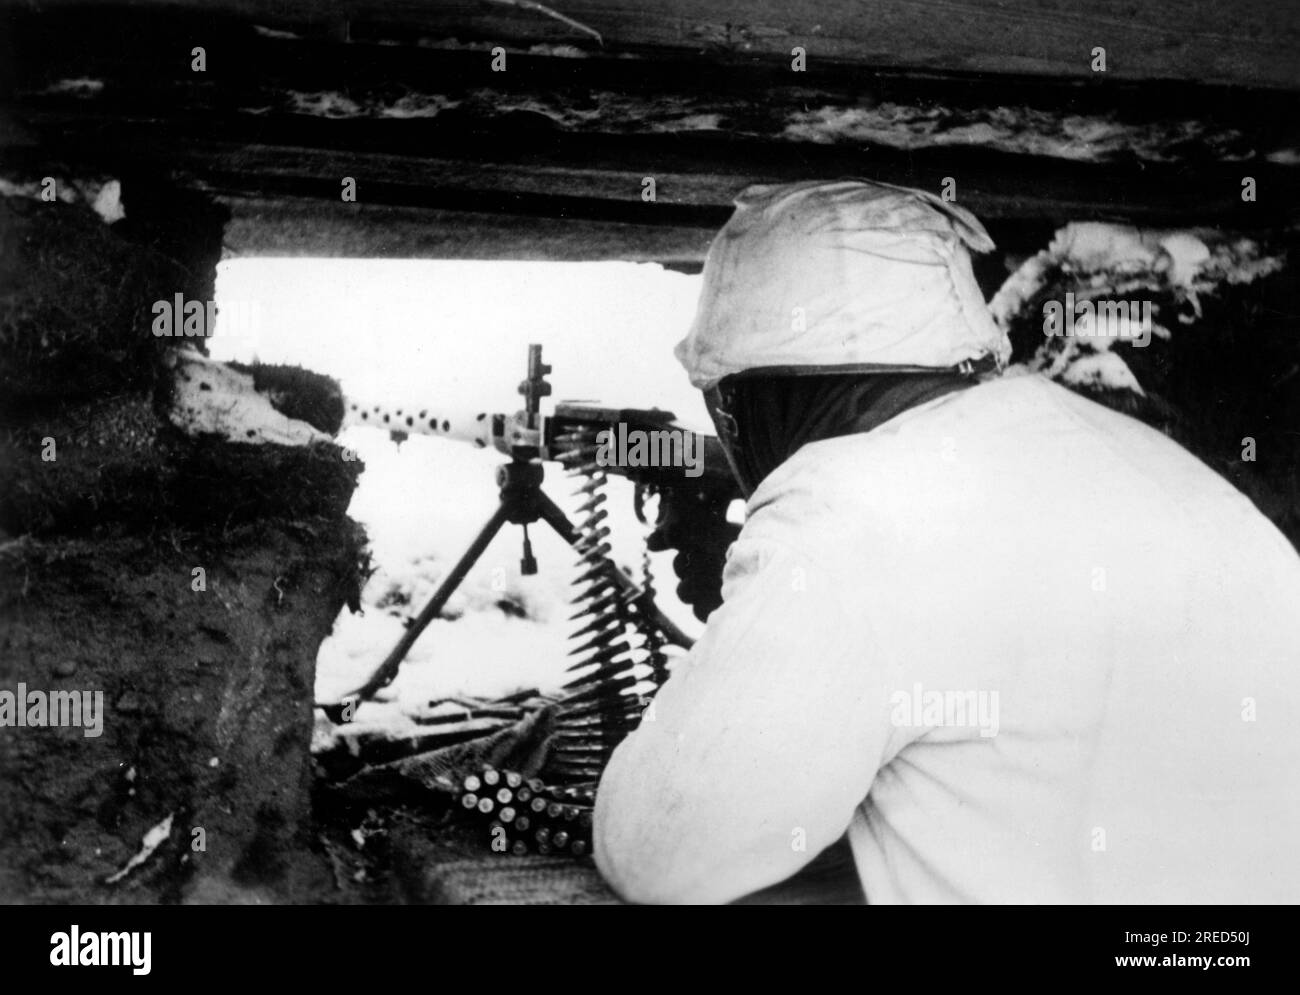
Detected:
left=325, top=345, right=742, bottom=783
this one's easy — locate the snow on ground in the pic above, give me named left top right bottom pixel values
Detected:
left=990, top=222, right=1287, bottom=395
left=210, top=259, right=708, bottom=739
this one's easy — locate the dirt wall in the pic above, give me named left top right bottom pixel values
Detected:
left=0, top=180, right=366, bottom=903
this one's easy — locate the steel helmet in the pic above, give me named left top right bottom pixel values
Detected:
left=675, top=179, right=1011, bottom=391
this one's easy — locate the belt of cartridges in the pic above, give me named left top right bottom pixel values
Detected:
left=456, top=428, right=687, bottom=857
left=458, top=765, right=596, bottom=858
left=549, top=426, right=684, bottom=783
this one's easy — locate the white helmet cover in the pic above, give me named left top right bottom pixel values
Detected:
left=675, top=179, right=1012, bottom=390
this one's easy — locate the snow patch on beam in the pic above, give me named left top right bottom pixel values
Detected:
left=783, top=103, right=1269, bottom=164
left=235, top=83, right=1296, bottom=165
left=167, top=349, right=331, bottom=446
left=38, top=77, right=105, bottom=97
left=0, top=175, right=125, bottom=223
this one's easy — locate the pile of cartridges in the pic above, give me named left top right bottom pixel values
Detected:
left=458, top=765, right=595, bottom=857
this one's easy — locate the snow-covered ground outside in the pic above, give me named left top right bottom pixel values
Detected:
left=210, top=259, right=710, bottom=744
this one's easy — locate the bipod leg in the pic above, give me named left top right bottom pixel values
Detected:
left=321, top=501, right=514, bottom=720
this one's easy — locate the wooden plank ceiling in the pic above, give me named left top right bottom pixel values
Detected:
left=2, top=1, right=1297, bottom=263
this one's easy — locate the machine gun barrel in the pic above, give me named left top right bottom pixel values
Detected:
left=339, top=396, right=737, bottom=493
left=341, top=399, right=501, bottom=451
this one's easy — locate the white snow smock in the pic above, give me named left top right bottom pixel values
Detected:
left=594, top=373, right=1300, bottom=903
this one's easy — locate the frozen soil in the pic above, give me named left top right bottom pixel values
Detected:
left=0, top=480, right=365, bottom=903
left=0, top=187, right=373, bottom=902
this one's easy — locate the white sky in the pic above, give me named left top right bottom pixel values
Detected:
left=210, top=258, right=715, bottom=704
left=211, top=258, right=711, bottom=430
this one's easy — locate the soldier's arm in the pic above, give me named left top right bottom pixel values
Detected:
left=593, top=532, right=896, bottom=904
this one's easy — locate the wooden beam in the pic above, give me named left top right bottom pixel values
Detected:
left=7, top=0, right=1300, bottom=90
left=4, top=4, right=1296, bottom=263
left=14, top=109, right=1296, bottom=229
left=219, top=196, right=717, bottom=262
